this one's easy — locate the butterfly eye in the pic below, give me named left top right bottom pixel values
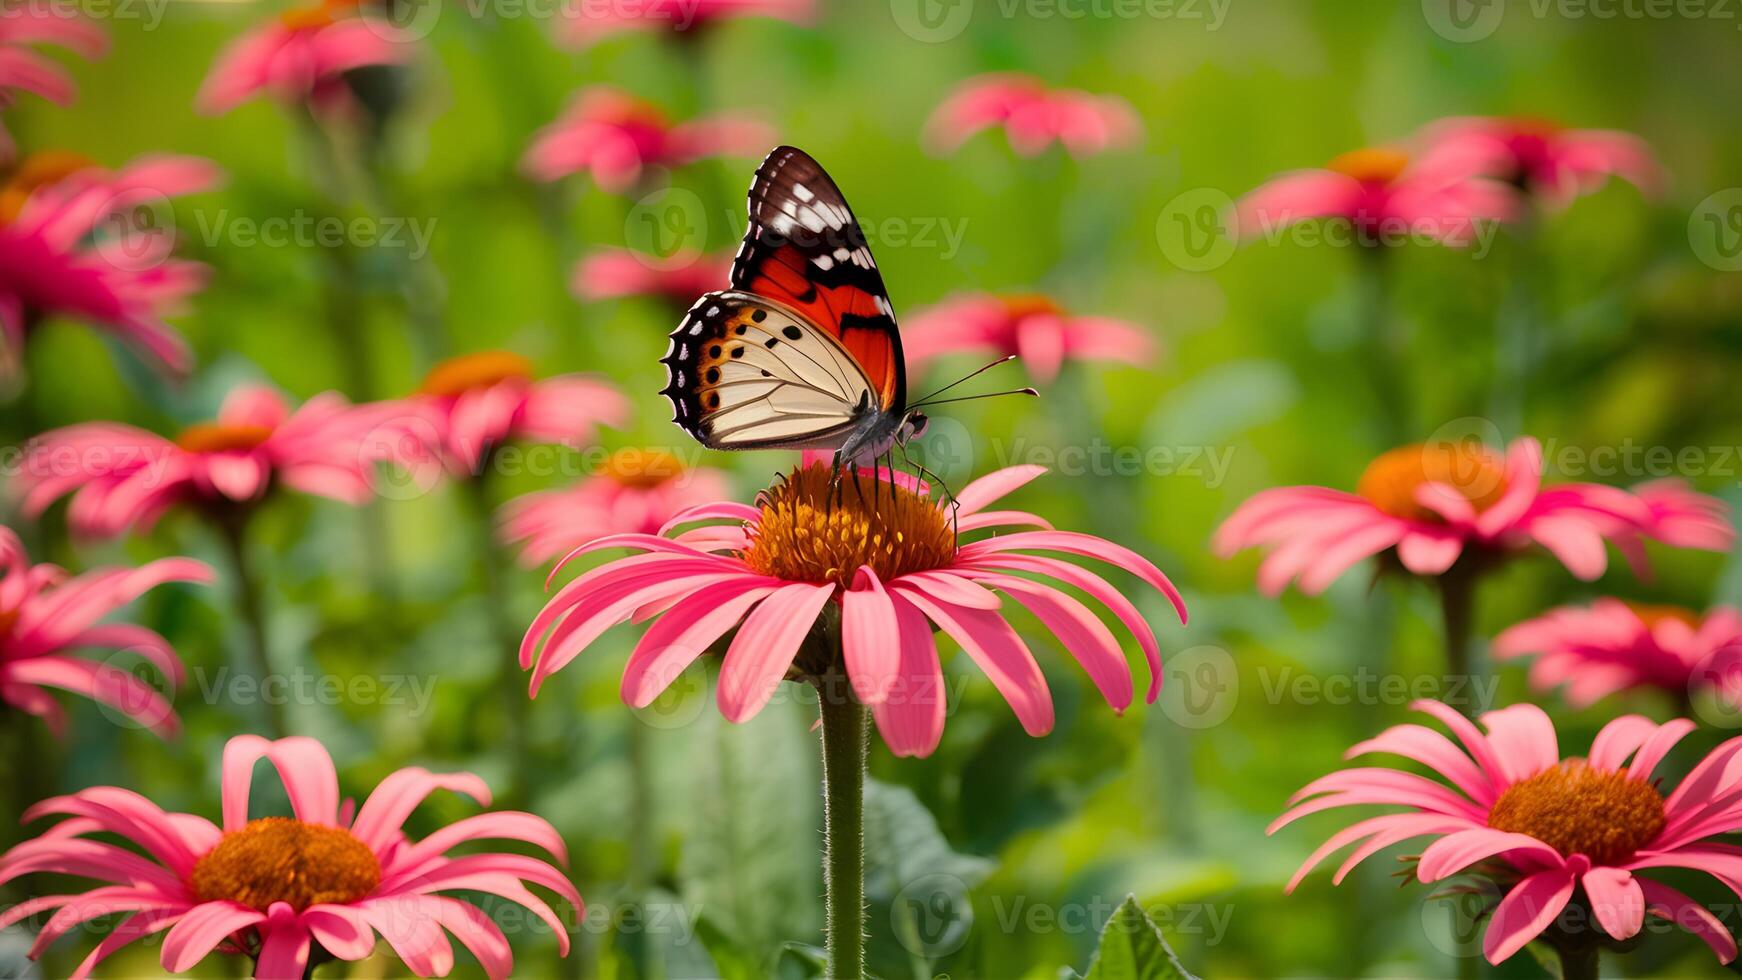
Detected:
left=905, top=413, right=929, bottom=440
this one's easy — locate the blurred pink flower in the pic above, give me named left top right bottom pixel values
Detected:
left=1214, top=438, right=1734, bottom=596
left=17, top=383, right=410, bottom=538
left=1415, top=116, right=1664, bottom=207
left=522, top=463, right=1186, bottom=758
left=0, top=9, right=107, bottom=159
left=903, top=293, right=1154, bottom=383
left=1236, top=145, right=1518, bottom=248
left=924, top=73, right=1140, bottom=157
left=0, top=734, right=579, bottom=978
left=0, top=152, right=219, bottom=379
left=1495, top=599, right=1742, bottom=708
left=406, top=350, right=627, bottom=478
left=556, top=0, right=813, bottom=46
left=571, top=247, right=731, bottom=306
left=196, top=0, right=411, bottom=115
left=522, top=87, right=772, bottom=191
left=1274, top=701, right=1742, bottom=965
left=0, top=525, right=209, bottom=738
left=501, top=448, right=730, bottom=566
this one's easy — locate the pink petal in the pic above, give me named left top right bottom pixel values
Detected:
left=1483, top=867, right=1576, bottom=964
left=895, top=585, right=1053, bottom=736
left=716, top=582, right=836, bottom=722
left=1416, top=827, right=1562, bottom=882
left=951, top=465, right=1047, bottom=517
left=160, top=900, right=267, bottom=973
left=350, top=768, right=491, bottom=853
left=842, top=567, right=901, bottom=704
left=1582, top=867, right=1645, bottom=941
left=620, top=581, right=778, bottom=707
left=1640, top=878, right=1738, bottom=963
left=871, top=594, right=948, bottom=758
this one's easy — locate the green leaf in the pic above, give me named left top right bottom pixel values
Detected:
left=862, top=779, right=996, bottom=978
left=1078, top=895, right=1200, bottom=980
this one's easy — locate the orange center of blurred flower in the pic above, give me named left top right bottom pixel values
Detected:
left=1504, top=115, right=1562, bottom=139
left=280, top=0, right=358, bottom=30
left=1623, top=601, right=1702, bottom=630
left=1355, top=443, right=1509, bottom=523
left=175, top=423, right=274, bottom=454
left=741, top=464, right=956, bottom=589
left=190, top=817, right=380, bottom=912
left=999, top=294, right=1065, bottom=320
left=418, top=351, right=535, bottom=398
left=0, top=150, right=97, bottom=225
left=602, top=448, right=684, bottom=488
left=1486, top=761, right=1665, bottom=865
left=1327, top=147, right=1410, bottom=185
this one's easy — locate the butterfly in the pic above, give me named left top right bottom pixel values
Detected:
left=659, top=146, right=933, bottom=468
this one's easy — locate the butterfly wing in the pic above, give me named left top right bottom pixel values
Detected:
left=731, top=145, right=906, bottom=413
left=660, top=290, right=882, bottom=450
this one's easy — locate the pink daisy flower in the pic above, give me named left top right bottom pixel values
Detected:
left=556, top=0, right=813, bottom=46
left=0, top=525, right=209, bottom=738
left=521, top=462, right=1187, bottom=758
left=521, top=87, right=772, bottom=192
left=196, top=0, right=412, bottom=116
left=1213, top=438, right=1734, bottom=596
left=16, top=383, right=410, bottom=538
left=0, top=734, right=580, bottom=978
left=902, top=292, right=1154, bottom=383
left=404, top=350, right=627, bottom=478
left=924, top=73, right=1140, bottom=158
left=571, top=247, right=732, bottom=308
left=500, top=448, right=731, bottom=566
left=0, top=8, right=107, bottom=160
left=1415, top=116, right=1664, bottom=207
left=1495, top=599, right=1742, bottom=709
left=0, top=152, right=219, bottom=379
left=1236, top=145, right=1518, bottom=248
left=1273, top=700, right=1742, bottom=966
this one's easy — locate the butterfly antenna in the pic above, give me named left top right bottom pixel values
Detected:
left=912, top=387, right=1039, bottom=408
left=910, top=355, right=1019, bottom=408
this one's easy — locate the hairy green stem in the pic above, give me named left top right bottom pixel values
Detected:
left=217, top=511, right=286, bottom=739
left=818, top=672, right=868, bottom=980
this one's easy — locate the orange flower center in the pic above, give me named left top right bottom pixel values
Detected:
left=1327, top=147, right=1410, bottom=185
left=1487, top=762, right=1665, bottom=865
left=601, top=448, right=684, bottom=488
left=280, top=0, right=358, bottom=30
left=741, top=464, right=957, bottom=589
left=0, top=607, right=18, bottom=638
left=1623, top=601, right=1702, bottom=630
left=418, top=351, right=535, bottom=398
left=175, top=423, right=274, bottom=454
left=999, top=294, right=1065, bottom=320
left=190, top=817, right=380, bottom=912
left=0, top=150, right=97, bottom=224
left=1355, top=443, right=1510, bottom=523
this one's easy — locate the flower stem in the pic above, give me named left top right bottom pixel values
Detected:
left=1357, top=245, right=1409, bottom=445
left=817, top=671, right=868, bottom=980
left=1557, top=943, right=1599, bottom=980
left=216, top=509, right=287, bottom=739
left=463, top=472, right=529, bottom=802
left=1437, top=567, right=1478, bottom=690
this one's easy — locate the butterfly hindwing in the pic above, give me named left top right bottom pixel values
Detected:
left=661, top=290, right=880, bottom=450
left=732, top=145, right=906, bottom=413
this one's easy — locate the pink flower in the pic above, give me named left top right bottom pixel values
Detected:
left=902, top=292, right=1154, bottom=383
left=521, top=87, right=772, bottom=191
left=16, top=383, right=409, bottom=538
left=556, top=0, right=813, bottom=47
left=1495, top=599, right=1742, bottom=709
left=405, top=350, right=627, bottom=477
left=521, top=463, right=1187, bottom=758
left=0, top=152, right=219, bottom=379
left=501, top=448, right=730, bottom=566
left=1274, top=701, right=1742, bottom=964
left=1214, top=438, right=1734, bottom=596
left=0, top=734, right=580, bottom=978
left=924, top=73, right=1140, bottom=158
left=1236, top=145, right=1518, bottom=248
left=0, top=526, right=209, bottom=738
left=1415, top=116, right=1664, bottom=207
left=571, top=247, right=731, bottom=307
left=196, top=0, right=411, bottom=115
left=0, top=8, right=107, bottom=160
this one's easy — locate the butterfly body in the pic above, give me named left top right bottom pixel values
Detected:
left=661, top=146, right=925, bottom=467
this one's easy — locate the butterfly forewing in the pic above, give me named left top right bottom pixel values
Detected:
left=731, top=145, right=906, bottom=412
left=660, top=291, right=879, bottom=450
